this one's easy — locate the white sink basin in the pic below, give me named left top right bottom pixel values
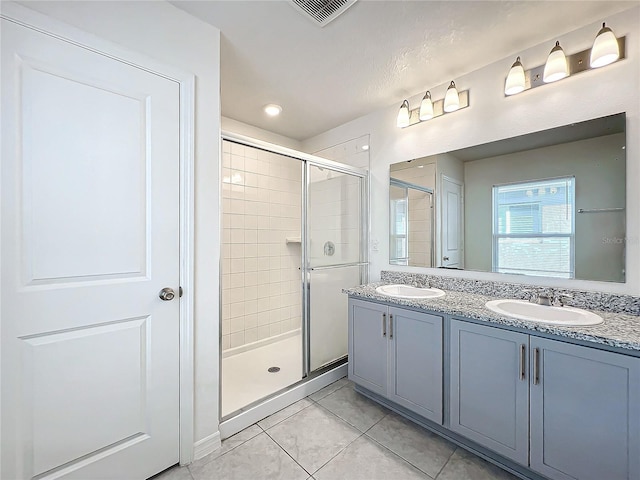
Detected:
left=376, top=284, right=446, bottom=299
left=485, top=299, right=603, bottom=326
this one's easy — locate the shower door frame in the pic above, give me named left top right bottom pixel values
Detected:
left=219, top=132, right=369, bottom=421
left=304, top=161, right=369, bottom=376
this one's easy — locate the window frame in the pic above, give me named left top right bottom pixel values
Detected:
left=491, top=176, right=576, bottom=278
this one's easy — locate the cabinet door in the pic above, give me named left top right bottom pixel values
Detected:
left=388, top=307, right=443, bottom=424
left=348, top=299, right=388, bottom=396
left=530, top=337, right=640, bottom=480
left=450, top=320, right=529, bottom=465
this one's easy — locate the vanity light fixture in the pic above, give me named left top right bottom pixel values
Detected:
left=504, top=21, right=625, bottom=97
left=505, top=57, right=526, bottom=95
left=397, top=81, right=469, bottom=128
left=590, top=23, right=620, bottom=68
left=419, top=91, right=434, bottom=120
left=543, top=41, right=568, bottom=83
left=396, top=100, right=411, bottom=128
left=443, top=82, right=460, bottom=112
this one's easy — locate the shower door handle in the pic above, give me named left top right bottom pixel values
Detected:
left=382, top=313, right=386, bottom=337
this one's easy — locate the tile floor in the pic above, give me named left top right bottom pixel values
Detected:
left=156, top=378, right=520, bottom=480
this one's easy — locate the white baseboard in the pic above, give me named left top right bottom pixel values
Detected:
left=219, top=363, right=347, bottom=439
left=192, top=431, right=222, bottom=461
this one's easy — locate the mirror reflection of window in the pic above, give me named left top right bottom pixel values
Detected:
left=389, top=186, right=409, bottom=265
left=492, top=177, right=575, bottom=278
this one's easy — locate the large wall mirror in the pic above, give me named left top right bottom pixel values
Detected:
left=389, top=113, right=626, bottom=283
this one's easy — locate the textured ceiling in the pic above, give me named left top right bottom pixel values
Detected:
left=171, top=1, right=637, bottom=141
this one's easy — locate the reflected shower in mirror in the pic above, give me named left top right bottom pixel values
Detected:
left=389, top=178, right=434, bottom=267
left=388, top=113, right=626, bottom=283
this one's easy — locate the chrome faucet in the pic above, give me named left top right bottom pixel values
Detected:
left=521, top=289, right=554, bottom=306
left=520, top=289, right=573, bottom=307
left=556, top=294, right=573, bottom=307
left=535, top=293, right=553, bottom=306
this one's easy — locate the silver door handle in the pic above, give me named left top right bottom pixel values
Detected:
left=533, top=347, right=540, bottom=385
left=519, top=344, right=526, bottom=381
left=159, top=287, right=176, bottom=301
left=389, top=314, right=394, bottom=339
left=382, top=313, right=386, bottom=337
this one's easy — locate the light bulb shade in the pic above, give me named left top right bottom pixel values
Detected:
left=419, top=91, right=434, bottom=120
left=443, top=81, right=460, bottom=112
left=505, top=57, right=526, bottom=95
left=397, top=100, right=410, bottom=128
left=543, top=41, right=568, bottom=83
left=590, top=23, right=619, bottom=68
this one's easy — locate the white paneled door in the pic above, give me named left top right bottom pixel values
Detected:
left=1, top=16, right=181, bottom=480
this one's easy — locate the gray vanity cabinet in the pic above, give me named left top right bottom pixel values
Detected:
left=387, top=306, right=443, bottom=423
left=529, top=337, right=640, bottom=480
left=449, top=319, right=530, bottom=465
left=348, top=299, right=388, bottom=396
left=348, top=299, right=443, bottom=424
left=450, top=319, right=640, bottom=479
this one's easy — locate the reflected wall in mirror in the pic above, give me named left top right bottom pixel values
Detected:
left=388, top=113, right=626, bottom=283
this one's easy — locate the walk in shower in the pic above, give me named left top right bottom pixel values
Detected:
left=220, top=136, right=368, bottom=420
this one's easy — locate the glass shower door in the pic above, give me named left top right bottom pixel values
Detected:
left=306, top=164, right=366, bottom=373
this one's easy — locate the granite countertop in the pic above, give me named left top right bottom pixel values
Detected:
left=344, top=282, right=640, bottom=353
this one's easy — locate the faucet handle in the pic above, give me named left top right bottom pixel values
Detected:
left=556, top=294, right=573, bottom=307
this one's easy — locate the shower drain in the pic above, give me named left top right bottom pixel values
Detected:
left=268, top=366, right=281, bottom=373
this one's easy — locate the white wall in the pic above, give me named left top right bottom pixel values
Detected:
left=18, top=0, right=223, bottom=448
left=222, top=116, right=302, bottom=150
left=302, top=7, right=640, bottom=295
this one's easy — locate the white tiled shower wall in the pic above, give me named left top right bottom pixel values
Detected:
left=308, top=172, right=361, bottom=266
left=221, top=141, right=302, bottom=350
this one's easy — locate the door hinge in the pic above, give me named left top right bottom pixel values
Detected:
left=179, top=286, right=183, bottom=298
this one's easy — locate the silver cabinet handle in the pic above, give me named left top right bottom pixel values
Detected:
left=519, top=344, right=526, bottom=381
left=382, top=312, right=386, bottom=337
left=533, top=347, right=540, bottom=385
left=389, top=313, right=394, bottom=339
left=159, top=287, right=176, bottom=301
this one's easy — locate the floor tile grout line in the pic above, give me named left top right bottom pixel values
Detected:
left=312, top=399, right=374, bottom=434
left=308, top=383, right=348, bottom=403
left=263, top=399, right=366, bottom=477
left=433, top=446, right=459, bottom=480
left=191, top=380, right=350, bottom=477
left=188, top=427, right=263, bottom=473
left=363, top=433, right=437, bottom=480
left=305, top=430, right=368, bottom=478
left=259, top=398, right=316, bottom=432
left=263, top=428, right=315, bottom=478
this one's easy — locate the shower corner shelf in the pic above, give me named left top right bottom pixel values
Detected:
left=286, top=236, right=302, bottom=244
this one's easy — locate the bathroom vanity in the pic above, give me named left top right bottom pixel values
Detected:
left=345, top=273, right=640, bottom=480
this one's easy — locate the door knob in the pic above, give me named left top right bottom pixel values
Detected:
left=159, top=287, right=176, bottom=301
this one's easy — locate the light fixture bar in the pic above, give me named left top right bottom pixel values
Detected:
left=506, top=36, right=625, bottom=96
left=401, top=90, right=470, bottom=128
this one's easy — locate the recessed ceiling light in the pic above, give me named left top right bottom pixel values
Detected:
left=361, top=145, right=369, bottom=151
left=264, top=104, right=282, bottom=117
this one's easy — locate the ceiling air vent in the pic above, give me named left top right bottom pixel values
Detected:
left=290, top=0, right=358, bottom=27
